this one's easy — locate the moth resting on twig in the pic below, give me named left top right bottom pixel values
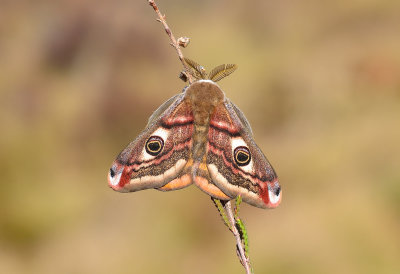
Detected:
left=108, top=59, right=281, bottom=209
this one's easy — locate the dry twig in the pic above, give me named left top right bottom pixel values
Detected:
left=147, top=0, right=193, bottom=83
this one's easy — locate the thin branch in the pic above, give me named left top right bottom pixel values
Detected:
left=225, top=201, right=252, bottom=274
left=147, top=0, right=194, bottom=84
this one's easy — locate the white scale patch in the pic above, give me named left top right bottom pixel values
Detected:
left=141, top=128, right=170, bottom=161
left=212, top=120, right=230, bottom=129
left=268, top=188, right=281, bottom=205
left=108, top=171, right=122, bottom=187
left=197, top=79, right=217, bottom=84
left=231, top=137, right=254, bottom=173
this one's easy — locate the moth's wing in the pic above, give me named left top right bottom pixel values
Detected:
left=230, top=101, right=253, bottom=136
left=108, top=93, right=194, bottom=192
left=206, top=99, right=281, bottom=208
left=193, top=157, right=232, bottom=201
left=146, top=94, right=180, bottom=127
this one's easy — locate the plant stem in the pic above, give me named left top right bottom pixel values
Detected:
left=147, top=0, right=194, bottom=83
left=225, top=201, right=252, bottom=274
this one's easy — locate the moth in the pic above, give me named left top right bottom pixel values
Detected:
left=108, top=59, right=281, bottom=209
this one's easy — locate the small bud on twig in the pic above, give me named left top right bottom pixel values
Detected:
left=179, top=71, right=189, bottom=82
left=177, top=37, right=190, bottom=48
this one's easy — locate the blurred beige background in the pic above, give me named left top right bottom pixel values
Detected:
left=1, top=0, right=400, bottom=273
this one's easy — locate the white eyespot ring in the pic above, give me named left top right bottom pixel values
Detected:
left=231, top=137, right=254, bottom=173
left=142, top=128, right=169, bottom=160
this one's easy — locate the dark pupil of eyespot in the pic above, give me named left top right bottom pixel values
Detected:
left=237, top=152, right=248, bottom=162
left=145, top=136, right=164, bottom=156
left=148, top=141, right=160, bottom=152
left=234, top=146, right=251, bottom=166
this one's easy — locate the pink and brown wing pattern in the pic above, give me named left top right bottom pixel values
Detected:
left=192, top=157, right=231, bottom=201
left=206, top=100, right=282, bottom=209
left=108, top=94, right=194, bottom=193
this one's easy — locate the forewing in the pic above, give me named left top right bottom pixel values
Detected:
left=206, top=99, right=281, bottom=208
left=108, top=94, right=194, bottom=192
